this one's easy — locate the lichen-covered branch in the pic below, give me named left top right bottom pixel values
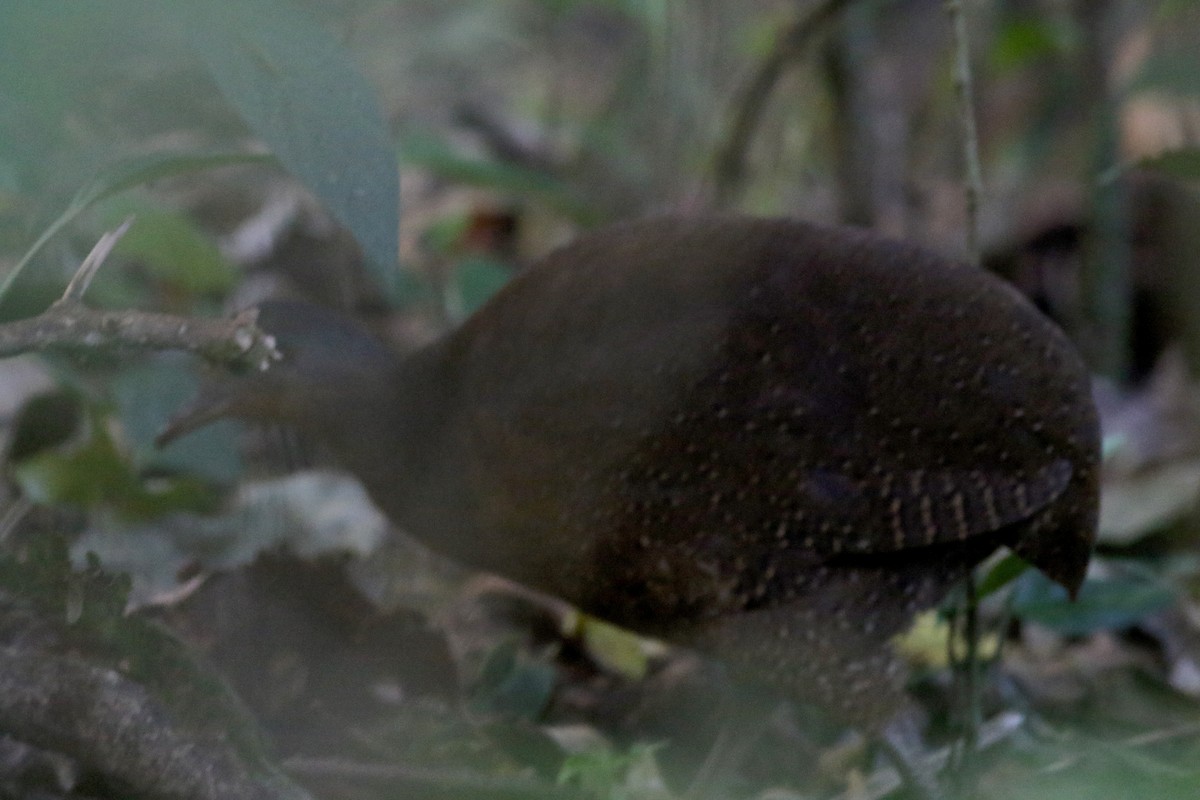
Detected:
left=0, top=303, right=277, bottom=370
left=0, top=221, right=279, bottom=371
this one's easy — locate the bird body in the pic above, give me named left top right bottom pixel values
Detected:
left=165, top=215, right=1100, bottom=731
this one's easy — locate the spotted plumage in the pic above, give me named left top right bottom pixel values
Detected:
left=163, top=215, right=1100, bottom=734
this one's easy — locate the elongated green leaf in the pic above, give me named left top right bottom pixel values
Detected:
left=185, top=0, right=400, bottom=293
left=1011, top=571, right=1175, bottom=635
left=70, top=152, right=274, bottom=215
left=1, top=151, right=272, bottom=304
left=401, top=130, right=596, bottom=222
left=976, top=552, right=1032, bottom=599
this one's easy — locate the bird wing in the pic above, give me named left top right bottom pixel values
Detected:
left=787, top=458, right=1073, bottom=554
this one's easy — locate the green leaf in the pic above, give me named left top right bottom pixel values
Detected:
left=0, top=150, right=272, bottom=305
left=110, top=360, right=243, bottom=484
left=71, top=152, right=274, bottom=216
left=6, top=390, right=84, bottom=463
left=12, top=409, right=218, bottom=521
left=577, top=614, right=649, bottom=680
left=976, top=552, right=1032, bottom=599
left=401, top=130, right=597, bottom=223
left=455, top=257, right=513, bottom=316
left=1011, top=570, right=1175, bottom=635
left=991, top=16, right=1076, bottom=71
left=13, top=415, right=136, bottom=509
left=99, top=204, right=239, bottom=295
left=185, top=0, right=400, bottom=293
left=469, top=639, right=557, bottom=720
left=558, top=741, right=664, bottom=800
left=1138, top=149, right=1200, bottom=181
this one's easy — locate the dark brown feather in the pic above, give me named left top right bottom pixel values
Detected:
left=164, top=215, right=1101, bottom=730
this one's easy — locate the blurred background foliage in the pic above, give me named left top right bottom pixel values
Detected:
left=3, top=1, right=1200, bottom=798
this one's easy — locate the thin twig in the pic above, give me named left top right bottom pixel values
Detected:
left=943, top=2, right=986, bottom=793
left=712, top=0, right=853, bottom=206
left=944, top=0, right=984, bottom=266
left=57, top=216, right=133, bottom=304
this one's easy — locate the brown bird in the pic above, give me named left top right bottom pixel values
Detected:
left=162, top=216, right=1100, bottom=792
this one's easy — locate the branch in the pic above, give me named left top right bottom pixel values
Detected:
left=712, top=0, right=854, bottom=206
left=0, top=222, right=279, bottom=371
left=0, top=646, right=311, bottom=800
left=943, top=0, right=986, bottom=785
left=0, top=305, right=277, bottom=368
left=944, top=0, right=984, bottom=266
